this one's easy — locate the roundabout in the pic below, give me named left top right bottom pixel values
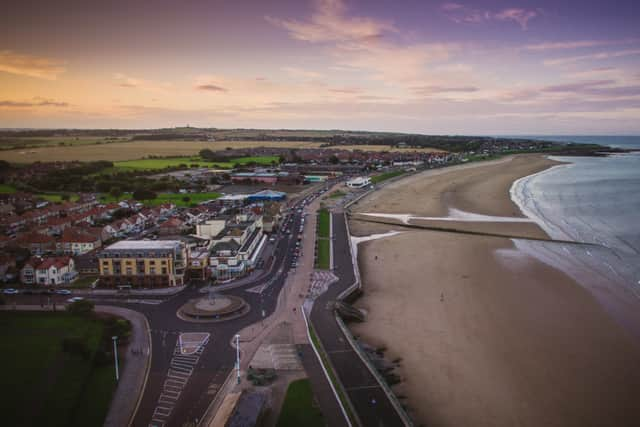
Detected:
left=177, top=291, right=250, bottom=323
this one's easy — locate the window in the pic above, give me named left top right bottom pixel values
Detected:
left=161, top=268, right=167, bottom=275
left=150, top=267, right=156, bottom=274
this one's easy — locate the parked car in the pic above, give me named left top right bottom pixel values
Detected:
left=2, top=288, right=19, bottom=295
left=55, top=289, right=72, bottom=295
left=67, top=297, right=84, bottom=303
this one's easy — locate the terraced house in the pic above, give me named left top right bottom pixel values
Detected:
left=98, top=240, right=186, bottom=288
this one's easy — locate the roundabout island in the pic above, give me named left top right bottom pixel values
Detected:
left=177, top=291, right=250, bottom=323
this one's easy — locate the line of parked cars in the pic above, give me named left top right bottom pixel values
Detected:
left=2, top=287, right=73, bottom=295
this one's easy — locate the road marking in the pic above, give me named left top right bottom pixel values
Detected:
left=148, top=333, right=210, bottom=425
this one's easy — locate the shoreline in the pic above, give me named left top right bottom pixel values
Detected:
left=347, top=154, right=640, bottom=427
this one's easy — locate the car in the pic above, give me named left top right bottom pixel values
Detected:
left=2, top=288, right=19, bottom=295
left=67, top=297, right=84, bottom=303
left=55, top=289, right=72, bottom=295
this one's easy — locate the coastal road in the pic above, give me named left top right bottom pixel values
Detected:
left=308, top=212, right=406, bottom=427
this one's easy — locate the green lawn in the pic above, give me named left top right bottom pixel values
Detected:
left=99, top=191, right=221, bottom=207
left=276, top=379, right=325, bottom=427
left=0, top=311, right=117, bottom=427
left=318, top=209, right=330, bottom=238
left=0, top=183, right=17, bottom=193
left=37, top=193, right=81, bottom=202
left=112, top=155, right=279, bottom=171
left=329, top=190, right=346, bottom=199
left=371, top=170, right=405, bottom=184
left=316, top=238, right=330, bottom=270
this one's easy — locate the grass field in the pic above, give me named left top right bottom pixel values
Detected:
left=0, top=183, right=17, bottom=193
left=99, top=191, right=221, bottom=207
left=276, top=379, right=325, bottom=427
left=328, top=190, right=346, bottom=199
left=112, top=155, right=279, bottom=171
left=0, top=311, right=117, bottom=427
left=0, top=140, right=319, bottom=163
left=371, top=170, right=405, bottom=184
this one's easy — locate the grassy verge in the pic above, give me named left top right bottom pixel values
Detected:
left=316, top=239, right=330, bottom=270
left=307, top=325, right=357, bottom=426
left=276, top=379, right=325, bottom=427
left=0, top=311, right=117, bottom=427
left=371, top=170, right=405, bottom=184
left=0, top=183, right=17, bottom=193
left=328, top=190, right=346, bottom=199
left=315, top=209, right=331, bottom=270
left=318, top=209, right=330, bottom=238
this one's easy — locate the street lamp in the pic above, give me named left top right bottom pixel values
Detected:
left=112, top=336, right=119, bottom=381
left=235, top=334, right=241, bottom=384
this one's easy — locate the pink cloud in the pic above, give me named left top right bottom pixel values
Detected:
left=441, top=3, right=538, bottom=30
left=266, top=0, right=395, bottom=43
left=524, top=38, right=639, bottom=51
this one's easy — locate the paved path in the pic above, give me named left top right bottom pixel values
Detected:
left=308, top=213, right=406, bottom=427
left=100, top=306, right=152, bottom=427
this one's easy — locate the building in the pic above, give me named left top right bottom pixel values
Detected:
left=21, top=256, right=77, bottom=285
left=98, top=240, right=187, bottom=288
left=158, top=217, right=187, bottom=235
left=208, top=214, right=266, bottom=281
left=346, top=176, right=372, bottom=188
left=57, top=227, right=102, bottom=255
left=246, top=190, right=286, bottom=203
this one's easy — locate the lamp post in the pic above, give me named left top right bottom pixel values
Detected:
left=235, top=334, right=241, bottom=384
left=112, top=336, right=119, bottom=381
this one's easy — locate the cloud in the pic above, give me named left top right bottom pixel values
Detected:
left=194, top=84, right=228, bottom=92
left=113, top=73, right=171, bottom=92
left=541, top=79, right=615, bottom=93
left=524, top=39, right=639, bottom=51
left=544, top=49, right=640, bottom=66
left=281, top=66, right=324, bottom=80
left=412, top=85, right=478, bottom=95
left=0, top=50, right=65, bottom=80
left=0, top=97, right=69, bottom=108
left=328, top=87, right=362, bottom=94
left=265, top=0, right=396, bottom=43
left=441, top=3, right=538, bottom=30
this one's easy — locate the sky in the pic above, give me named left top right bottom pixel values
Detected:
left=1, top=0, right=639, bottom=134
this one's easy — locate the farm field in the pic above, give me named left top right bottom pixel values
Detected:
left=0, top=140, right=320, bottom=163
left=0, top=311, right=117, bottom=427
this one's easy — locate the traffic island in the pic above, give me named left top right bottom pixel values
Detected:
left=177, top=293, right=250, bottom=323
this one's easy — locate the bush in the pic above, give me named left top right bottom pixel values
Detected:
left=66, top=299, right=95, bottom=317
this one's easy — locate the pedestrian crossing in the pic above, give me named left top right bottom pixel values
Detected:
left=149, top=335, right=207, bottom=427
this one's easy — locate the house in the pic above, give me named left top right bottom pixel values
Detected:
left=0, top=255, right=17, bottom=283
left=57, top=227, right=102, bottom=255
left=21, top=256, right=77, bottom=285
left=16, top=232, right=56, bottom=255
left=158, top=217, right=187, bottom=236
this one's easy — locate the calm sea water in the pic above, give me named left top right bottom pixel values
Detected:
left=499, top=134, right=640, bottom=149
left=511, top=146, right=640, bottom=337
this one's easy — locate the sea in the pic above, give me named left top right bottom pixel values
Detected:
left=509, top=135, right=640, bottom=338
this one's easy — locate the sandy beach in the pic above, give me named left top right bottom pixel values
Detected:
left=348, top=154, right=640, bottom=427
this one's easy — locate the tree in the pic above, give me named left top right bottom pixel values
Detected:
left=66, top=299, right=95, bottom=317
left=110, top=186, right=123, bottom=198
left=329, top=155, right=339, bottom=164
left=133, top=189, right=157, bottom=200
left=182, top=195, right=191, bottom=203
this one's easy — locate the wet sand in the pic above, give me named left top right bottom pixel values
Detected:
left=348, top=155, right=640, bottom=427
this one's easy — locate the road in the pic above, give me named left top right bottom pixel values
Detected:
left=308, top=212, right=406, bottom=427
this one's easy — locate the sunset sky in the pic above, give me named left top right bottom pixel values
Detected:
left=1, top=0, right=639, bottom=134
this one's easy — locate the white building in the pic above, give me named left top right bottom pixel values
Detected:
left=346, top=176, right=372, bottom=188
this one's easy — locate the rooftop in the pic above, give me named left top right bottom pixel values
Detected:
left=104, top=240, right=182, bottom=250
